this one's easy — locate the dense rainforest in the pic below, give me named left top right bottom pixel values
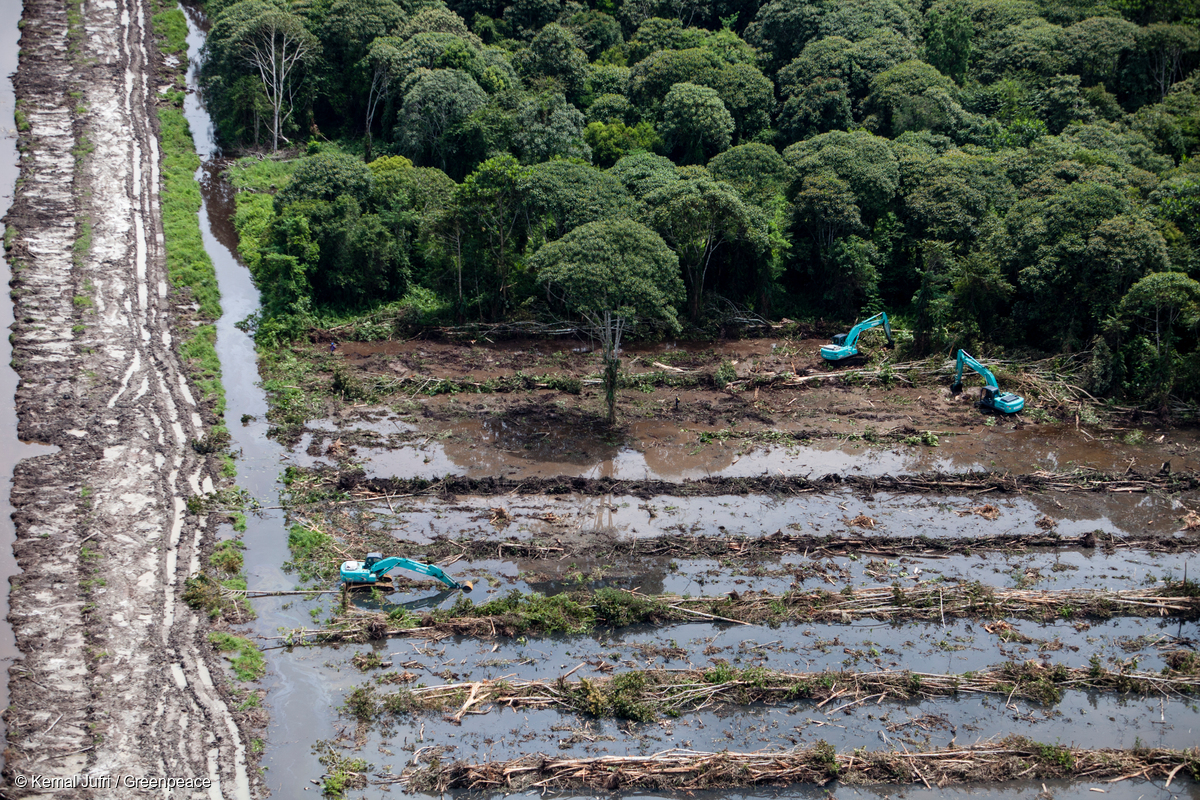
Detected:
left=197, top=0, right=1200, bottom=403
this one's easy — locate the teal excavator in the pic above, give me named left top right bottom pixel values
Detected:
left=340, top=553, right=473, bottom=591
left=951, top=349, right=1024, bottom=414
left=821, top=312, right=894, bottom=361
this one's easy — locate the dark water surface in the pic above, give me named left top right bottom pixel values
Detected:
left=180, top=5, right=351, bottom=793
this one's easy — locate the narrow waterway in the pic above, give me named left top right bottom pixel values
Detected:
left=180, top=6, right=345, bottom=793
left=0, top=0, right=58, bottom=762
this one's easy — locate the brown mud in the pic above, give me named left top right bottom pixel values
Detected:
left=274, top=344, right=1200, bottom=483
left=276, top=334, right=1200, bottom=471
left=413, top=528, right=1200, bottom=563
left=328, top=467, right=1200, bottom=499
left=2, top=0, right=254, bottom=794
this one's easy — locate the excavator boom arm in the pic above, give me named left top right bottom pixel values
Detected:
left=953, top=350, right=999, bottom=389
left=844, top=312, right=893, bottom=349
left=368, top=557, right=463, bottom=589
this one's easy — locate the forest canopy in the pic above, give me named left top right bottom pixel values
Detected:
left=201, top=0, right=1200, bottom=402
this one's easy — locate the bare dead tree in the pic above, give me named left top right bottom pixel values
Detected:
left=241, top=11, right=318, bottom=151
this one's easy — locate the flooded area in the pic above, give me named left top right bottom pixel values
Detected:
left=290, top=407, right=1200, bottom=481
left=173, top=10, right=1200, bottom=798
left=180, top=5, right=346, bottom=793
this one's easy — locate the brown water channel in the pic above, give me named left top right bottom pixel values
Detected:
left=177, top=12, right=1200, bottom=798
left=180, top=6, right=349, bottom=794
left=0, top=0, right=58, bottom=762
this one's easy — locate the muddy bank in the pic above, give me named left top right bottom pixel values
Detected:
left=277, top=582, right=1200, bottom=648
left=0, top=0, right=58, bottom=760
left=3, top=0, right=252, bottom=793
left=412, top=530, right=1200, bottom=564
left=331, top=467, right=1200, bottom=499
left=399, top=740, right=1198, bottom=793
left=265, top=331, right=1200, bottom=482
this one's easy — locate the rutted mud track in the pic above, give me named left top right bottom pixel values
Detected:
left=3, top=0, right=252, bottom=794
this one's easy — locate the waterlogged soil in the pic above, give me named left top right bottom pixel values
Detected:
left=301, top=610, right=1199, bottom=781
left=289, top=488, right=1200, bottom=550
left=273, top=336, right=1200, bottom=482
left=247, top=337, right=1200, bottom=795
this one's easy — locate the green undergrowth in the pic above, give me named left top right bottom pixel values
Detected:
left=228, top=156, right=299, bottom=193
left=227, top=156, right=298, bottom=273
left=355, top=657, right=1200, bottom=726
left=150, top=8, right=187, bottom=56
left=439, top=588, right=670, bottom=636
left=183, top=539, right=253, bottom=621
left=179, top=323, right=226, bottom=421
left=285, top=523, right=342, bottom=582
left=208, top=631, right=265, bottom=681
left=158, top=107, right=220, bottom=319
left=305, top=580, right=1200, bottom=647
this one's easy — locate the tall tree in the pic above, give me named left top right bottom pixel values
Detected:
left=398, top=69, right=488, bottom=169
left=534, top=220, right=684, bottom=422
left=659, top=82, right=734, bottom=164
left=455, top=155, right=532, bottom=319
left=646, top=176, right=765, bottom=320
left=237, top=8, right=320, bottom=150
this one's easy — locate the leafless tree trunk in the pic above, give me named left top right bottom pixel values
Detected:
left=242, top=13, right=316, bottom=151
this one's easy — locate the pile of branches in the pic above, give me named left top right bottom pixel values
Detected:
left=395, top=738, right=1198, bottom=792
left=333, top=468, right=1200, bottom=501
left=370, top=659, right=1200, bottom=723
left=270, top=582, right=1200, bottom=645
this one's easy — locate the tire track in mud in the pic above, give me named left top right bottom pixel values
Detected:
left=4, top=0, right=251, bottom=795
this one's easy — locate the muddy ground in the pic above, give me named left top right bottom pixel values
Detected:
left=2, top=0, right=255, bottom=795
left=254, top=332, right=1200, bottom=794
left=266, top=334, right=1200, bottom=485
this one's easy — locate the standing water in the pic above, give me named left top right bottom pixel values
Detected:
left=180, top=6, right=344, bottom=792
left=1, top=0, right=58, bottom=763
left=175, top=8, right=1200, bottom=800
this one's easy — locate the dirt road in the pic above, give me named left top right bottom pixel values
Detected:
left=3, top=0, right=253, bottom=795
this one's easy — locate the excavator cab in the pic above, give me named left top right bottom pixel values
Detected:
left=953, top=350, right=1024, bottom=414
left=981, top=386, right=1024, bottom=414
left=830, top=333, right=848, bottom=347
left=363, top=552, right=382, bottom=570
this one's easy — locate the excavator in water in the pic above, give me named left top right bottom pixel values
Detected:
left=340, top=553, right=473, bottom=591
left=951, top=349, right=1024, bottom=414
left=821, top=312, right=894, bottom=361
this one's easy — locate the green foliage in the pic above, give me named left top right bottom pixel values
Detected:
left=285, top=524, right=340, bottom=582
left=713, top=359, right=736, bottom=387
left=151, top=9, right=188, bottom=56
left=646, top=176, right=767, bottom=320
left=158, top=108, right=220, bottom=319
left=470, top=590, right=593, bottom=634
left=659, top=82, right=734, bottom=164
left=534, top=218, right=685, bottom=332
left=198, top=0, right=1200, bottom=404
left=208, top=632, right=266, bottom=681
